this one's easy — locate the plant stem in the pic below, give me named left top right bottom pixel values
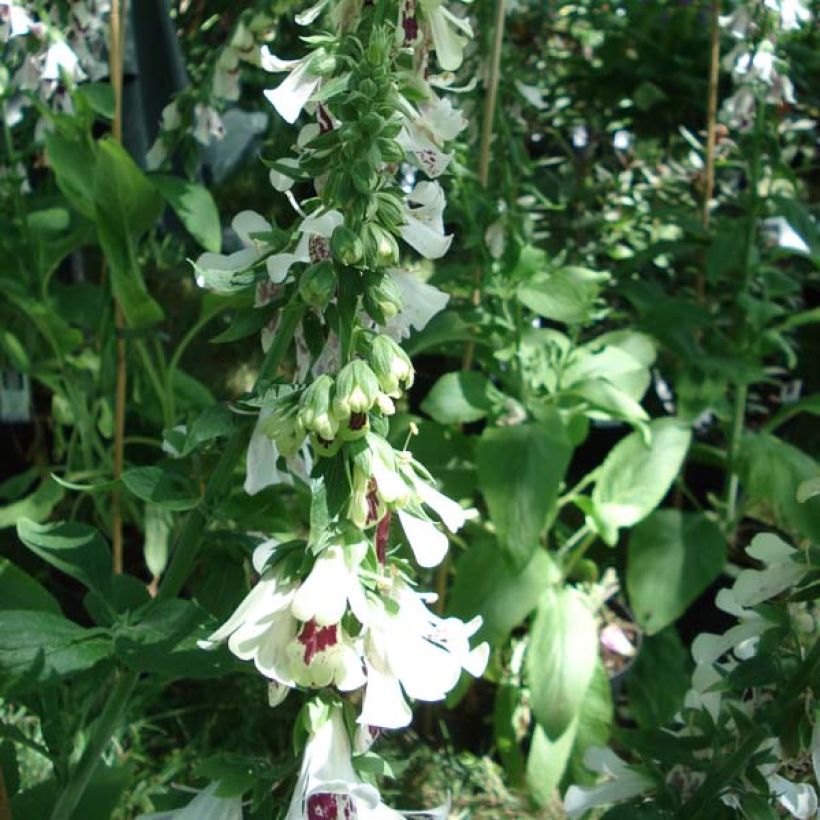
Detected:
left=562, top=529, right=597, bottom=580
left=724, top=381, right=747, bottom=531
left=110, top=0, right=128, bottom=574
left=48, top=670, right=138, bottom=820
left=461, top=0, right=506, bottom=372
left=697, top=0, right=721, bottom=305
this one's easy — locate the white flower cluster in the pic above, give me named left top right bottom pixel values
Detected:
left=564, top=533, right=818, bottom=819
left=719, top=0, right=811, bottom=130
left=192, top=0, right=485, bottom=816
left=0, top=1, right=109, bottom=136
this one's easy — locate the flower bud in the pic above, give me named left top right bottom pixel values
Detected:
left=362, top=224, right=400, bottom=269
left=308, top=49, right=337, bottom=77
left=368, top=334, right=414, bottom=397
left=362, top=271, right=403, bottom=325
left=333, top=359, right=380, bottom=419
left=378, top=137, right=405, bottom=164
left=259, top=393, right=306, bottom=457
left=298, top=259, right=336, bottom=308
left=299, top=374, right=339, bottom=442
left=330, top=225, right=364, bottom=266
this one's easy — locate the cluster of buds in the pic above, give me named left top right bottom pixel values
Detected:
left=193, top=0, right=484, bottom=815
left=719, top=0, right=811, bottom=131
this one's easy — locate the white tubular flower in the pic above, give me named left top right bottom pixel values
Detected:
left=194, top=210, right=273, bottom=292
left=398, top=93, right=467, bottom=178
left=287, top=705, right=450, bottom=820
left=768, top=773, right=818, bottom=819
left=291, top=540, right=370, bottom=627
left=358, top=579, right=489, bottom=729
left=193, top=103, right=225, bottom=145
left=382, top=269, right=449, bottom=341
left=267, top=209, right=344, bottom=284
left=399, top=181, right=453, bottom=260
left=199, top=563, right=364, bottom=693
left=137, top=781, right=242, bottom=820
left=418, top=0, right=473, bottom=72
left=764, top=0, right=811, bottom=31
left=261, top=46, right=335, bottom=124
left=563, top=748, right=654, bottom=819
left=42, top=40, right=84, bottom=84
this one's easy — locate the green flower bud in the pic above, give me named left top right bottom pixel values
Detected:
left=362, top=224, right=400, bottom=269
left=298, top=374, right=339, bottom=442
left=378, top=137, right=405, bottom=165
left=259, top=392, right=306, bottom=457
left=351, top=160, right=379, bottom=195
left=368, top=334, right=414, bottom=397
left=299, top=259, right=336, bottom=309
left=362, top=271, right=403, bottom=325
left=308, top=49, right=337, bottom=77
left=333, top=359, right=380, bottom=419
left=330, top=225, right=364, bottom=266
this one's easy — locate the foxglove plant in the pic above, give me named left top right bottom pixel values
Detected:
left=194, top=0, right=486, bottom=813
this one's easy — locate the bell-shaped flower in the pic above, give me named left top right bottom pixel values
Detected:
left=267, top=208, right=343, bottom=284
left=245, top=408, right=313, bottom=494
left=193, top=103, right=225, bottom=145
left=137, top=781, right=242, bottom=820
left=287, top=704, right=450, bottom=819
left=358, top=578, right=488, bottom=729
left=381, top=269, right=449, bottom=341
left=261, top=45, right=337, bottom=124
left=563, top=747, right=654, bottom=819
left=398, top=92, right=467, bottom=178
left=291, top=539, right=370, bottom=627
left=418, top=0, right=473, bottom=72
left=194, top=211, right=274, bottom=293
left=399, top=181, right=453, bottom=260
left=764, top=0, right=810, bottom=31
left=200, top=560, right=364, bottom=693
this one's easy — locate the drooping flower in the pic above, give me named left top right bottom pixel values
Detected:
left=417, top=0, right=473, bottom=72
left=398, top=92, right=467, bottom=178
left=399, top=181, right=453, bottom=260
left=266, top=208, right=344, bottom=284
left=381, top=269, right=450, bottom=341
left=358, top=578, right=489, bottom=729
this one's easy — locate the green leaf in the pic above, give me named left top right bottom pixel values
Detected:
left=738, top=433, right=820, bottom=543
left=0, top=479, right=64, bottom=529
left=494, top=684, right=526, bottom=787
left=527, top=586, right=598, bottom=740
left=627, top=510, right=726, bottom=635
left=77, top=83, right=116, bottom=119
left=591, top=417, right=691, bottom=544
left=16, top=519, right=112, bottom=598
left=93, top=137, right=164, bottom=328
left=526, top=721, right=577, bottom=807
left=151, top=173, right=222, bottom=252
left=568, top=661, right=614, bottom=784
left=517, top=266, right=609, bottom=325
left=0, top=740, right=19, bottom=797
left=421, top=371, right=502, bottom=425
left=448, top=537, right=559, bottom=646
left=476, top=418, right=573, bottom=570
left=0, top=610, right=111, bottom=693
left=121, top=465, right=200, bottom=511
left=0, top=559, right=61, bottom=614
left=626, top=628, right=690, bottom=729
left=44, top=127, right=97, bottom=218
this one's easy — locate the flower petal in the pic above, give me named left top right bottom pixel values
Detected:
left=397, top=510, right=448, bottom=568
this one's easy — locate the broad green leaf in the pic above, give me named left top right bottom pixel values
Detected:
left=404, top=309, right=481, bottom=356
left=527, top=586, right=598, bottom=740
left=162, top=404, right=235, bottom=459
left=0, top=559, right=61, bottom=614
left=421, top=371, right=502, bottom=425
left=0, top=610, right=111, bottom=693
left=591, top=417, right=691, bottom=544
left=494, top=684, right=526, bottom=787
left=626, top=628, right=690, bottom=729
left=0, top=479, right=64, bottom=529
left=517, top=266, right=609, bottom=325
left=0, top=329, right=31, bottom=372
left=738, top=433, right=820, bottom=543
left=448, top=537, right=559, bottom=646
left=477, top=418, right=572, bottom=570
left=567, top=661, right=614, bottom=785
left=44, top=127, right=97, bottom=218
left=627, top=510, right=726, bottom=635
left=93, top=137, right=164, bottom=327
left=76, top=83, right=116, bottom=119
left=121, top=465, right=200, bottom=511
left=152, top=173, right=222, bottom=252
left=16, top=518, right=112, bottom=598
left=798, top=477, right=820, bottom=503
left=570, top=379, right=649, bottom=428
left=526, top=721, right=578, bottom=807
